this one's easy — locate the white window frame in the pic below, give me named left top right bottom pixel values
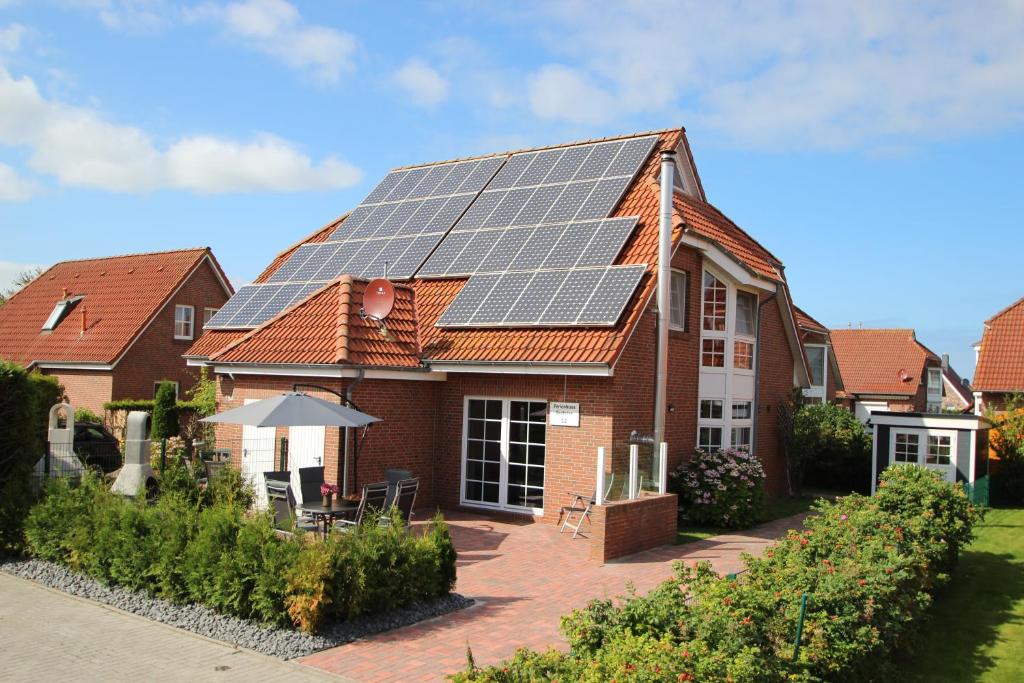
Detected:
left=669, top=269, right=687, bottom=331
left=889, top=428, right=957, bottom=482
left=203, top=307, right=219, bottom=326
left=730, top=426, right=752, bottom=452
left=926, top=367, right=942, bottom=412
left=893, top=430, right=921, bottom=463
left=174, top=305, right=195, bottom=340
left=698, top=425, right=723, bottom=452
left=153, top=381, right=179, bottom=400
left=732, top=289, right=757, bottom=377
left=460, top=396, right=547, bottom=515
left=802, top=344, right=828, bottom=402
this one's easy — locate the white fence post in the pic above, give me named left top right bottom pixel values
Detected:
left=659, top=441, right=668, bottom=494
left=595, top=447, right=606, bottom=505
left=629, top=444, right=639, bottom=499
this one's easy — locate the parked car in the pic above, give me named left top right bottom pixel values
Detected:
left=74, top=421, right=122, bottom=474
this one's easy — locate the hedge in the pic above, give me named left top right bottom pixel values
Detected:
left=453, top=465, right=982, bottom=682
left=0, top=360, right=63, bottom=555
left=23, top=463, right=457, bottom=633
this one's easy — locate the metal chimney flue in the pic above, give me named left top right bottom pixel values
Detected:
left=654, top=150, right=676, bottom=447
left=111, top=411, right=156, bottom=497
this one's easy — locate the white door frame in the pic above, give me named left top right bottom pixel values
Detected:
left=241, top=399, right=276, bottom=509
left=287, top=425, right=326, bottom=505
left=888, top=427, right=957, bottom=483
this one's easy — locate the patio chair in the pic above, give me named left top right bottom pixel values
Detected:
left=384, top=468, right=413, bottom=508
left=265, top=479, right=317, bottom=534
left=559, top=473, right=616, bottom=539
left=297, top=466, right=325, bottom=504
left=334, top=481, right=389, bottom=531
left=380, top=478, right=419, bottom=527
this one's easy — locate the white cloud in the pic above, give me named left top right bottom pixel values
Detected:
left=0, top=163, right=36, bottom=201
left=0, top=65, right=361, bottom=194
left=0, top=261, right=44, bottom=293
left=200, top=0, right=358, bottom=84
left=527, top=64, right=616, bottom=125
left=64, top=0, right=175, bottom=34
left=393, top=58, right=449, bottom=107
left=515, top=0, right=1024, bottom=149
left=0, top=23, right=26, bottom=51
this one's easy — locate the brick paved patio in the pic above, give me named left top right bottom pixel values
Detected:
left=301, top=509, right=807, bottom=682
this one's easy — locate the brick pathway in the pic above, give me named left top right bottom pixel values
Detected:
left=0, top=572, right=350, bottom=683
left=301, top=509, right=806, bottom=682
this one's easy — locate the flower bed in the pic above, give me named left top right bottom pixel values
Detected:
left=453, top=465, right=982, bottom=682
left=22, top=465, right=457, bottom=635
left=671, top=448, right=766, bottom=529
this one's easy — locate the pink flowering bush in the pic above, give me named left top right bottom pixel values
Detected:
left=671, top=448, right=766, bottom=529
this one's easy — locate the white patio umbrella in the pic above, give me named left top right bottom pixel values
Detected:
left=201, top=392, right=380, bottom=428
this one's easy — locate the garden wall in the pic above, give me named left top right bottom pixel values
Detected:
left=589, top=492, right=677, bottom=562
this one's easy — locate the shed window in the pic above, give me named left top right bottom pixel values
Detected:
left=894, top=432, right=920, bottom=463
left=927, top=435, right=952, bottom=465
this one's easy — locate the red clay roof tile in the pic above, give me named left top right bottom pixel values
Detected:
left=973, top=296, right=1024, bottom=392
left=830, top=328, right=939, bottom=397
left=0, top=248, right=229, bottom=366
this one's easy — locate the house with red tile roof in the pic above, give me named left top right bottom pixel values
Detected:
left=0, top=248, right=232, bottom=415
left=973, top=296, right=1024, bottom=413
left=829, top=328, right=948, bottom=422
left=186, top=127, right=811, bottom=550
left=793, top=306, right=843, bottom=404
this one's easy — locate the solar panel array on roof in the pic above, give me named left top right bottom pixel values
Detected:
left=204, top=282, right=322, bottom=329
left=436, top=265, right=646, bottom=328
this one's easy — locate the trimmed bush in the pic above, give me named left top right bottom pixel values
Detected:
left=151, top=381, right=179, bottom=439
left=454, top=465, right=981, bottom=682
left=672, top=448, right=766, bottom=529
left=23, top=468, right=458, bottom=633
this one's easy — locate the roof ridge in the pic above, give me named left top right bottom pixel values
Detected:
left=394, top=127, right=685, bottom=170
left=829, top=327, right=916, bottom=333
left=985, top=294, right=1024, bottom=324
left=45, top=247, right=210, bottom=266
left=335, top=277, right=352, bottom=364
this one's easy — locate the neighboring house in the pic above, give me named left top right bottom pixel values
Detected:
left=939, top=353, right=973, bottom=413
left=973, top=295, right=1024, bottom=414
left=186, top=127, right=810, bottom=531
left=0, top=249, right=233, bottom=415
left=794, top=306, right=843, bottom=404
left=830, top=328, right=944, bottom=421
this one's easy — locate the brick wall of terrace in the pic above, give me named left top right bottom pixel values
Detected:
left=589, top=493, right=679, bottom=562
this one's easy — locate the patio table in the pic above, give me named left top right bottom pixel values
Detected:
left=299, top=501, right=358, bottom=536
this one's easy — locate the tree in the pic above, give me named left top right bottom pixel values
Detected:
left=0, top=267, right=43, bottom=307
left=793, top=402, right=873, bottom=493
left=151, top=381, right=179, bottom=440
left=987, top=393, right=1024, bottom=504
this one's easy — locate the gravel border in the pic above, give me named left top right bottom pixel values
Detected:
left=1, top=557, right=473, bottom=660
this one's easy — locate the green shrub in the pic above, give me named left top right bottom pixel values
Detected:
left=204, top=463, right=254, bottom=510
left=671, top=448, right=766, bottom=529
left=455, top=465, right=981, bottom=682
left=183, top=503, right=243, bottom=607
left=74, top=407, right=102, bottom=424
left=794, top=402, right=872, bottom=493
left=151, top=381, right=179, bottom=439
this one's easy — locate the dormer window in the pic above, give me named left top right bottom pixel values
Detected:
left=41, top=295, right=83, bottom=332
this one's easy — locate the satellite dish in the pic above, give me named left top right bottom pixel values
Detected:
left=363, top=278, right=395, bottom=321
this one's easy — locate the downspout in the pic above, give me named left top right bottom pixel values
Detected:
left=751, top=293, right=777, bottom=458
left=654, top=150, right=676, bottom=446
left=342, top=368, right=365, bottom=496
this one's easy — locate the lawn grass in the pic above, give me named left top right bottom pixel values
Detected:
left=676, top=494, right=817, bottom=545
left=900, top=507, right=1024, bottom=682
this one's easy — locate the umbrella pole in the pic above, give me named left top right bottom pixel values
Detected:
left=292, top=380, right=368, bottom=497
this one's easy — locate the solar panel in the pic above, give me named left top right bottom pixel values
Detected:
left=204, top=285, right=256, bottom=328
left=228, top=283, right=282, bottom=327
left=418, top=231, right=474, bottom=277
left=436, top=264, right=646, bottom=328
left=512, top=223, right=567, bottom=270
left=575, top=217, right=637, bottom=267
left=476, top=227, right=534, bottom=274
left=267, top=243, right=318, bottom=283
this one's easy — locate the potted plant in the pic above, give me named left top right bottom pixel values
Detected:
left=320, top=482, right=338, bottom=507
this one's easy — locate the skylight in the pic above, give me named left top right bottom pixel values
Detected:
left=41, top=296, right=83, bottom=332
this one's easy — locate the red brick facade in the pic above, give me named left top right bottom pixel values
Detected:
left=43, top=369, right=113, bottom=416
left=589, top=493, right=679, bottom=562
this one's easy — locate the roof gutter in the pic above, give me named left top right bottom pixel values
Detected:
left=425, top=360, right=613, bottom=377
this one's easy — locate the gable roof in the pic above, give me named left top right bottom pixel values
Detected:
left=829, top=328, right=940, bottom=397
left=0, top=248, right=231, bottom=367
left=942, top=364, right=974, bottom=409
left=973, top=295, right=1024, bottom=392
left=188, top=127, right=798, bottom=370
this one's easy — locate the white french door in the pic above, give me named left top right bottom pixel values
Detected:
left=461, top=398, right=547, bottom=514
left=287, top=425, right=325, bottom=504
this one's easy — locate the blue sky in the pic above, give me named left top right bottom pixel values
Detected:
left=2, top=1, right=1023, bottom=378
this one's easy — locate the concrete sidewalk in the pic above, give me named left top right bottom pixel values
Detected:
left=0, top=572, right=352, bottom=683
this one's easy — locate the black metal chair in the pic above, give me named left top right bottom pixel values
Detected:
left=384, top=468, right=412, bottom=509
left=334, top=482, right=389, bottom=531
left=265, top=479, right=317, bottom=534
left=381, top=478, right=418, bottom=527
left=297, top=466, right=325, bottom=505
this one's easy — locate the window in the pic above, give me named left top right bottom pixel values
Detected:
left=463, top=398, right=547, bottom=511
left=731, top=427, right=752, bottom=451
left=927, top=435, right=952, bottom=465
left=702, top=271, right=727, bottom=331
left=926, top=367, right=942, bottom=412
left=732, top=401, right=752, bottom=419
left=733, top=341, right=754, bottom=370
left=153, top=381, right=179, bottom=400
left=806, top=346, right=826, bottom=387
left=41, top=296, right=83, bottom=332
left=174, top=305, right=194, bottom=340
left=698, top=426, right=722, bottom=452
left=669, top=270, right=687, bottom=330
left=894, top=432, right=920, bottom=463
left=735, top=291, right=757, bottom=336
left=203, top=307, right=219, bottom=325
left=700, top=399, right=723, bottom=420
left=702, top=338, right=725, bottom=367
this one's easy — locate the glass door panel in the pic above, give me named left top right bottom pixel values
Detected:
left=506, top=401, right=546, bottom=509
left=465, top=399, right=502, bottom=504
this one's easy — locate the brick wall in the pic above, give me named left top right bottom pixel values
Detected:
left=113, top=258, right=230, bottom=402
left=215, top=374, right=441, bottom=508
left=42, top=369, right=113, bottom=416
left=755, top=294, right=797, bottom=495
left=589, top=493, right=678, bottom=562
